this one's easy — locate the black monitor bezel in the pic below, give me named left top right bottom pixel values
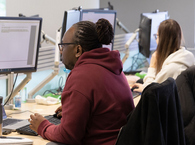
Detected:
left=61, top=10, right=81, bottom=42
left=138, top=14, right=152, bottom=58
left=0, top=16, right=42, bottom=74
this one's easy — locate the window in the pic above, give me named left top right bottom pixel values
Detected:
left=0, top=0, right=6, bottom=16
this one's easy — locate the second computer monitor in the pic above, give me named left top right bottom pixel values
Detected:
left=81, top=9, right=116, bottom=50
left=138, top=14, right=152, bottom=58
left=142, top=11, right=169, bottom=51
left=138, top=11, right=169, bottom=58
left=61, top=10, right=81, bottom=42
left=61, top=9, right=116, bottom=50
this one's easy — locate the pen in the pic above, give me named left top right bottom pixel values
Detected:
left=0, top=136, right=23, bottom=139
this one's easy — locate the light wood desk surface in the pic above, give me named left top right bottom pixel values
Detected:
left=133, top=95, right=141, bottom=106
left=5, top=103, right=61, bottom=145
left=4, top=93, right=140, bottom=145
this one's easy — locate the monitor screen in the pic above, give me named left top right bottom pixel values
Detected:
left=61, top=10, right=81, bottom=42
left=142, top=11, right=169, bottom=51
left=138, top=11, right=169, bottom=58
left=0, top=17, right=42, bottom=74
left=81, top=9, right=116, bottom=50
left=138, top=14, right=152, bottom=58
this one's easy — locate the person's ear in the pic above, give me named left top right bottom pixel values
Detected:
left=75, top=45, right=83, bottom=58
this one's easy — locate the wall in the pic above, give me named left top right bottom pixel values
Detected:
left=0, top=0, right=99, bottom=103
left=100, top=0, right=195, bottom=48
left=0, top=0, right=6, bottom=16
left=6, top=0, right=99, bottom=44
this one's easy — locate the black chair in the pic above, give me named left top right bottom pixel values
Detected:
left=115, top=77, right=186, bottom=145
left=176, top=65, right=195, bottom=145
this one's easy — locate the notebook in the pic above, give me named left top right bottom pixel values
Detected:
left=2, top=106, right=30, bottom=131
left=0, top=136, right=33, bottom=145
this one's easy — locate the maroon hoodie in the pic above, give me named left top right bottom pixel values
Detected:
left=38, top=48, right=135, bottom=145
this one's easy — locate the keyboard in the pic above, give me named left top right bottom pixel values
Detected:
left=16, top=115, right=61, bottom=136
left=132, top=91, right=140, bottom=98
left=3, top=118, right=22, bottom=127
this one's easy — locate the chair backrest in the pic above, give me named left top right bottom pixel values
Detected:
left=115, top=77, right=185, bottom=145
left=176, top=65, right=195, bottom=145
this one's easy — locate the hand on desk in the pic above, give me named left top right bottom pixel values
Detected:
left=131, top=83, right=144, bottom=93
left=55, top=106, right=62, bottom=118
left=29, top=113, right=46, bottom=133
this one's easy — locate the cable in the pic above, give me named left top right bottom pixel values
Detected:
left=43, top=89, right=58, bottom=96
left=126, top=52, right=148, bottom=72
left=42, top=76, right=64, bottom=96
left=4, top=73, right=18, bottom=106
left=58, top=76, right=63, bottom=88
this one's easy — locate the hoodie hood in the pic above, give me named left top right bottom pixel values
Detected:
left=74, top=48, right=123, bottom=75
left=163, top=46, right=194, bottom=68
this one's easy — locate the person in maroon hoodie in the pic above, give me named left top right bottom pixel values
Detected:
left=29, top=18, right=135, bottom=145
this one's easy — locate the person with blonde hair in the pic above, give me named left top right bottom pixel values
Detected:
left=132, top=19, right=194, bottom=92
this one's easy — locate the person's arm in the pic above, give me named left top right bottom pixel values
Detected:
left=144, top=63, right=184, bottom=89
left=143, top=51, right=157, bottom=88
left=130, top=52, right=157, bottom=93
left=130, top=83, right=144, bottom=93
left=37, top=90, right=90, bottom=144
left=154, top=63, right=184, bottom=81
left=143, top=67, right=156, bottom=88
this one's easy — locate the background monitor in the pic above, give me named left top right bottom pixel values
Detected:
left=0, top=17, right=42, bottom=74
left=81, top=9, right=117, bottom=50
left=61, top=10, right=81, bottom=42
left=138, top=11, right=169, bottom=58
left=60, top=10, right=81, bottom=61
left=138, top=14, right=152, bottom=58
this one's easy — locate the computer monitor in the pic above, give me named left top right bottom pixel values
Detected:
left=138, top=14, right=152, bottom=58
left=0, top=16, right=42, bottom=74
left=61, top=10, right=81, bottom=42
left=138, top=11, right=169, bottom=58
left=81, top=9, right=117, bottom=50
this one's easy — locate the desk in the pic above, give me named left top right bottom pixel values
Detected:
left=5, top=103, right=61, bottom=145
left=133, top=95, right=141, bottom=106
left=4, top=95, right=140, bottom=145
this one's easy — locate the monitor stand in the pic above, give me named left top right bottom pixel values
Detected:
left=122, top=28, right=139, bottom=64
left=27, top=67, right=59, bottom=103
left=27, top=29, right=61, bottom=103
left=4, top=72, right=32, bottom=110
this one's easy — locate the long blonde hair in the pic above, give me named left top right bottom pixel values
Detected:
left=156, top=19, right=182, bottom=74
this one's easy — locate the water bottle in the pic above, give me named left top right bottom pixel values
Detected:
left=15, top=92, right=21, bottom=109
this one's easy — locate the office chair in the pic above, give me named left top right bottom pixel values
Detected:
left=176, top=65, right=195, bottom=145
left=115, top=77, right=186, bottom=145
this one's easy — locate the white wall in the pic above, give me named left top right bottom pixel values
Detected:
left=6, top=0, right=99, bottom=41
left=100, top=0, right=195, bottom=48
left=0, top=0, right=99, bottom=102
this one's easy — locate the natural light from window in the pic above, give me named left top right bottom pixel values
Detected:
left=0, top=0, right=6, bottom=16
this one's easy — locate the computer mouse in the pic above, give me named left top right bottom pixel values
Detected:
left=2, top=129, right=12, bottom=135
left=53, top=112, right=62, bottom=119
left=131, top=87, right=139, bottom=92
